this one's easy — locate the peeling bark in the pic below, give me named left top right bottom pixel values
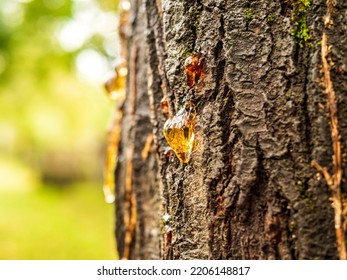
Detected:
left=115, top=0, right=347, bottom=260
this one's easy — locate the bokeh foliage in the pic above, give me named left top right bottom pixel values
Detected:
left=0, top=0, right=119, bottom=259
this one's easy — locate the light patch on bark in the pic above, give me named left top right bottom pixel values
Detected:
left=312, top=0, right=346, bottom=260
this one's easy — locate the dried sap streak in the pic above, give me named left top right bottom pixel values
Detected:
left=103, top=118, right=120, bottom=204
left=184, top=53, right=204, bottom=87
left=163, top=102, right=196, bottom=163
left=103, top=60, right=127, bottom=203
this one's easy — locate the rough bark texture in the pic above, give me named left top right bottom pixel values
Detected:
left=115, top=0, right=347, bottom=260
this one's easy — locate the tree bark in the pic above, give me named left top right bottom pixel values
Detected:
left=115, top=0, right=347, bottom=260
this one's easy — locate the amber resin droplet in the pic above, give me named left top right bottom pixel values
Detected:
left=160, top=96, right=169, bottom=115
left=163, top=102, right=196, bottom=163
left=184, top=53, right=204, bottom=87
left=104, top=59, right=128, bottom=100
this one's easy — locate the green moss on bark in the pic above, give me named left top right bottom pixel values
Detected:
left=244, top=7, right=253, bottom=21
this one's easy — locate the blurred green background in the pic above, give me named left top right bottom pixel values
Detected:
left=0, top=0, right=120, bottom=259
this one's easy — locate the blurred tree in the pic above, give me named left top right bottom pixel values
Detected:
left=0, top=0, right=119, bottom=260
left=115, top=0, right=347, bottom=260
left=0, top=0, right=117, bottom=184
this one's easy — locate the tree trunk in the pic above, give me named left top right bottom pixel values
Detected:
left=115, top=0, right=347, bottom=260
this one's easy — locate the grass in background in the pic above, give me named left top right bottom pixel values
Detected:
left=0, top=182, right=116, bottom=260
